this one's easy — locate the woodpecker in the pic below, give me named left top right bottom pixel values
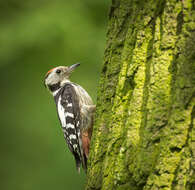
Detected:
left=44, top=63, right=95, bottom=172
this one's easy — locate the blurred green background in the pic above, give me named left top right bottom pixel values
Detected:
left=0, top=0, right=109, bottom=189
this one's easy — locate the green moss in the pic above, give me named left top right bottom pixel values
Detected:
left=86, top=0, right=195, bottom=189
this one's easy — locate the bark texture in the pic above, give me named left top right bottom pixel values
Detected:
left=86, top=0, right=195, bottom=189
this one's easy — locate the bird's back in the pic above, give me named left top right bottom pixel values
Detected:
left=71, top=83, right=93, bottom=106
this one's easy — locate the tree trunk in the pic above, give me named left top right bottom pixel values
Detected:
left=86, top=0, right=195, bottom=189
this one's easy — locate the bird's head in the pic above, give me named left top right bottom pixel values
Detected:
left=44, top=63, right=80, bottom=92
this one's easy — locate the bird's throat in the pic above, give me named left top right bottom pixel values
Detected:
left=48, top=82, right=61, bottom=92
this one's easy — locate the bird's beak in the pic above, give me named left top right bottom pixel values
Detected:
left=68, top=63, right=80, bottom=73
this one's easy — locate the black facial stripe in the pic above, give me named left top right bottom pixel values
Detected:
left=48, top=82, right=60, bottom=92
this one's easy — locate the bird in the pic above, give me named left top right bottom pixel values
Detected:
left=44, top=63, right=96, bottom=172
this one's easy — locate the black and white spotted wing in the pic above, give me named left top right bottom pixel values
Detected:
left=54, top=84, right=86, bottom=171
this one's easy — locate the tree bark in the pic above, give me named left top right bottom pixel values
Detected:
left=86, top=0, right=195, bottom=189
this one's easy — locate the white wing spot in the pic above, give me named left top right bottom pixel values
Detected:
left=65, top=112, right=74, bottom=118
left=66, top=123, right=75, bottom=129
left=69, top=134, right=77, bottom=140
left=67, top=103, right=72, bottom=107
left=73, top=144, right=77, bottom=149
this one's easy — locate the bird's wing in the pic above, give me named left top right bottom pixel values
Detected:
left=60, top=84, right=87, bottom=172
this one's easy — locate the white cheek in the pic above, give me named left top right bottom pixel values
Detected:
left=46, top=73, right=59, bottom=85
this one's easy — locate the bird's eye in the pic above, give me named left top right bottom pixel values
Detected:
left=56, top=69, right=61, bottom=74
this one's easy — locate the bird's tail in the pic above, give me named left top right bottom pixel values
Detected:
left=74, top=152, right=87, bottom=173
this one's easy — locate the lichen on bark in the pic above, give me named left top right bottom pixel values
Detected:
left=86, top=0, right=195, bottom=190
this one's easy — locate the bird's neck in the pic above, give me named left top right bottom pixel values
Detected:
left=48, top=82, right=61, bottom=93
left=51, top=79, right=71, bottom=96
left=61, top=79, right=71, bottom=86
